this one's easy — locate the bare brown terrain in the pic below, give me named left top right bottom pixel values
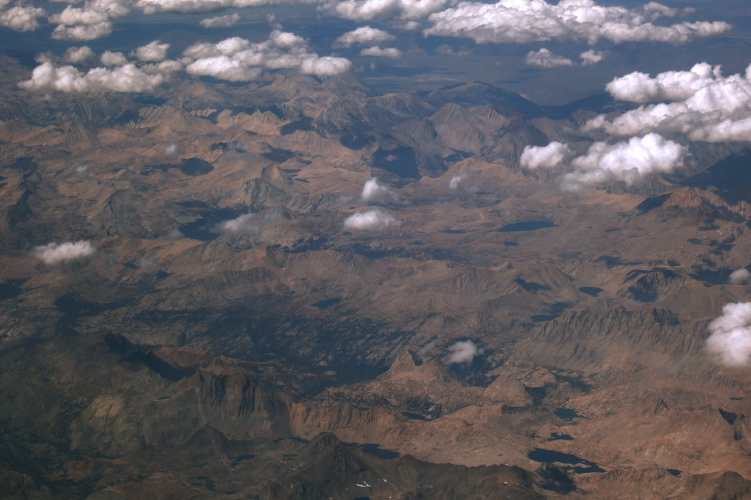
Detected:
left=2, top=53, right=751, bottom=498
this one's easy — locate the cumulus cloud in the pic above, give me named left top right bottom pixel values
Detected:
left=162, top=144, right=179, bottom=156
left=32, top=240, right=96, bottom=264
left=0, top=4, right=46, bottom=31
left=522, top=134, right=685, bottom=190
left=448, top=173, right=465, bottom=189
left=326, top=0, right=449, bottom=22
left=19, top=62, right=164, bottom=93
left=520, top=141, right=573, bottom=169
left=214, top=212, right=276, bottom=235
left=101, top=50, right=127, bottom=66
left=334, top=26, right=395, bottom=47
left=425, top=0, right=730, bottom=45
left=52, top=21, right=113, bottom=41
left=74, top=164, right=90, bottom=177
left=706, top=302, right=751, bottom=368
left=199, top=12, right=240, bottom=28
left=132, top=40, right=169, bottom=62
left=562, top=134, right=685, bottom=190
left=49, top=0, right=129, bottom=41
left=526, top=48, right=573, bottom=68
left=167, top=228, right=184, bottom=239
left=446, top=340, right=477, bottom=364
left=63, top=46, right=94, bottom=63
left=729, top=268, right=751, bottom=285
left=585, top=62, right=751, bottom=143
left=184, top=30, right=351, bottom=81
left=343, top=209, right=400, bottom=230
left=359, top=46, right=402, bottom=58
left=580, top=49, right=605, bottom=65
left=361, top=178, right=399, bottom=203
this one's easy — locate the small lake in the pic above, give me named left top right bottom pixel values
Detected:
left=499, top=221, right=558, bottom=232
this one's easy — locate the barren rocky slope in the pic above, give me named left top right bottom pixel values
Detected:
left=2, top=54, right=751, bottom=498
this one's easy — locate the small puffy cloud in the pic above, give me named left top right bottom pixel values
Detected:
left=101, top=50, right=127, bottom=66
left=343, top=209, right=400, bottom=230
left=586, top=62, right=751, bottom=143
left=132, top=40, right=169, bottom=62
left=580, top=49, right=605, bottom=65
left=32, top=240, right=95, bottom=264
left=63, top=46, right=94, bottom=63
left=520, top=141, right=573, bottom=169
left=199, top=12, right=240, bottom=28
left=0, top=5, right=46, bottom=32
left=526, top=48, right=573, bottom=68
left=448, top=173, right=465, bottom=189
left=167, top=228, right=184, bottom=239
left=49, top=0, right=130, bottom=41
left=20, top=62, right=164, bottom=93
left=300, top=56, right=352, bottom=75
left=137, top=257, right=158, bottom=268
left=425, top=0, right=730, bottom=45
left=706, top=302, right=751, bottom=368
left=729, top=268, right=751, bottom=285
left=214, top=212, right=276, bottom=235
left=361, top=178, right=399, bottom=203
left=74, top=164, right=90, bottom=177
left=335, top=26, right=395, bottom=47
left=184, top=30, right=351, bottom=81
left=52, top=21, right=113, bottom=41
left=360, top=46, right=402, bottom=58
left=327, top=0, right=450, bottom=22
left=446, top=340, right=477, bottom=364
left=162, top=144, right=179, bottom=156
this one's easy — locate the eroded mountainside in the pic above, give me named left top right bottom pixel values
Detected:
left=2, top=55, right=751, bottom=498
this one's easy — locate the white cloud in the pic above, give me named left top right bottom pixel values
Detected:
left=520, top=141, right=573, bottom=169
left=425, top=0, right=730, bottom=45
left=729, top=268, right=751, bottom=285
left=361, top=178, right=399, bottom=203
left=74, top=164, right=90, bottom=177
left=162, top=144, right=179, bottom=156
left=561, top=133, right=685, bottom=190
left=580, top=49, right=605, bottom=65
left=63, top=46, right=94, bottom=63
left=214, top=212, right=276, bottom=235
left=184, top=30, right=351, bottom=81
left=199, top=12, right=240, bottom=27
left=168, top=228, right=184, bottom=239
left=585, top=62, right=751, bottom=143
left=446, top=340, right=477, bottom=364
left=343, top=209, right=400, bottom=230
left=359, top=46, right=402, bottom=58
left=32, top=240, right=96, bottom=264
left=526, top=48, right=573, bottom=68
left=326, top=0, right=449, bottom=22
left=49, top=0, right=130, bottom=41
left=19, top=62, right=164, bottom=93
left=0, top=5, right=46, bottom=31
left=335, top=26, right=395, bottom=47
left=522, top=135, right=684, bottom=190
left=52, top=21, right=113, bottom=41
left=706, top=302, right=751, bottom=368
left=448, top=173, right=465, bottom=189
left=101, top=50, right=128, bottom=66
left=132, top=40, right=169, bottom=62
